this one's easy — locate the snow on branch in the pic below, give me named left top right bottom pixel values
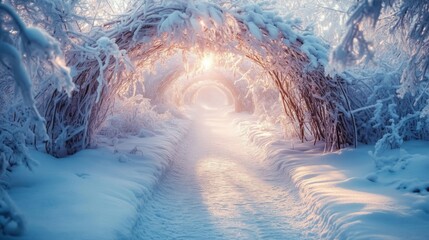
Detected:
left=331, top=0, right=429, bottom=153
left=44, top=1, right=355, bottom=157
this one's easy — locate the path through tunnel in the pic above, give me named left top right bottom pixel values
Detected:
left=129, top=100, right=316, bottom=240
left=44, top=1, right=356, bottom=157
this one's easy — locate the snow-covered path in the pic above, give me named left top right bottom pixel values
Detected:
left=130, top=108, right=313, bottom=240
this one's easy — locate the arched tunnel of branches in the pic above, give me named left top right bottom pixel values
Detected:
left=150, top=69, right=245, bottom=111
left=183, top=83, right=235, bottom=108
left=43, top=1, right=356, bottom=157
left=2, top=0, right=429, bottom=238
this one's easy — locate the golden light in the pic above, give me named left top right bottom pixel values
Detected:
left=199, top=19, right=206, bottom=28
left=202, top=54, right=214, bottom=70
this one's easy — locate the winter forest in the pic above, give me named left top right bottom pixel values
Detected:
left=1, top=0, right=429, bottom=239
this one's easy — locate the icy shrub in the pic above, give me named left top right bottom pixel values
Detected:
left=98, top=96, right=173, bottom=139
left=336, top=0, right=429, bottom=145
left=350, top=70, right=429, bottom=154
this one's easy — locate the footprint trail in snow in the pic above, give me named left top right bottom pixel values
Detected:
left=130, top=108, right=314, bottom=240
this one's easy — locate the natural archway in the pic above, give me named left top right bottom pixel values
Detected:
left=148, top=68, right=250, bottom=112
left=182, top=80, right=239, bottom=111
left=44, top=1, right=355, bottom=157
left=190, top=85, right=232, bottom=109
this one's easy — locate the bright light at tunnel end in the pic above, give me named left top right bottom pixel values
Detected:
left=202, top=54, right=214, bottom=70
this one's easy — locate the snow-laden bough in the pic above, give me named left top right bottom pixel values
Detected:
left=44, top=1, right=357, bottom=157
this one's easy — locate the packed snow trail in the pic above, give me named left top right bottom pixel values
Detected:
left=130, top=107, right=314, bottom=240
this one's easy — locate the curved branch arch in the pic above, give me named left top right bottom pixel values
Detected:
left=45, top=1, right=355, bottom=157
left=180, top=79, right=240, bottom=111
left=149, top=68, right=250, bottom=112
left=184, top=83, right=234, bottom=107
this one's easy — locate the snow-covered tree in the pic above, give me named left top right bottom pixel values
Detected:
left=0, top=3, right=73, bottom=236
left=332, top=0, right=429, bottom=156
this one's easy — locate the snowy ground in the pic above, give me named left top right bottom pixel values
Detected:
left=129, top=107, right=316, bottom=239
left=238, top=116, right=429, bottom=239
left=3, top=119, right=190, bottom=240
left=4, top=106, right=429, bottom=239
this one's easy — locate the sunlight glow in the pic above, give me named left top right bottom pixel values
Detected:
left=202, top=54, right=214, bottom=70
left=200, top=19, right=206, bottom=28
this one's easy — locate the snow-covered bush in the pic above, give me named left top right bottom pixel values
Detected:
left=0, top=3, right=72, bottom=236
left=330, top=0, right=429, bottom=156
left=98, top=95, right=173, bottom=139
